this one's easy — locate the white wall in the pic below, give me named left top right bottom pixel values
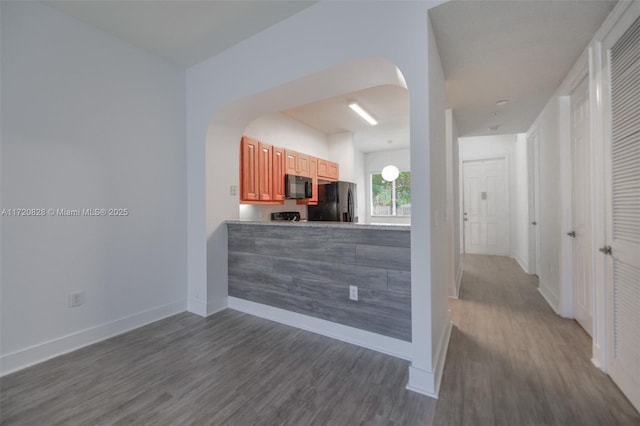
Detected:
left=426, top=16, right=451, bottom=398
left=239, top=112, right=329, bottom=221
left=354, top=148, right=366, bottom=224
left=458, top=134, right=529, bottom=271
left=0, top=2, right=187, bottom=374
left=186, top=0, right=448, bottom=397
left=328, top=132, right=367, bottom=223
left=328, top=132, right=354, bottom=181
left=512, top=134, right=530, bottom=271
left=245, top=112, right=329, bottom=158
left=446, top=110, right=462, bottom=297
left=364, top=148, right=411, bottom=225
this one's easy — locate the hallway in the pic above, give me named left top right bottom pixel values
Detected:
left=434, top=254, right=639, bottom=425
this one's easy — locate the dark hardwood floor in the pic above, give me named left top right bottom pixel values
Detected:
left=1, top=254, right=638, bottom=425
left=0, top=310, right=433, bottom=425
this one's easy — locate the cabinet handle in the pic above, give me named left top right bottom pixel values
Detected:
left=567, top=231, right=576, bottom=238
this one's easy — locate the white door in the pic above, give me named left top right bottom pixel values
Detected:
left=570, top=76, right=593, bottom=336
left=463, top=158, right=509, bottom=255
left=528, top=129, right=541, bottom=276
left=605, top=14, right=640, bottom=412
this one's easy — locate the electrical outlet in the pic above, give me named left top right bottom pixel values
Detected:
left=68, top=291, right=84, bottom=308
left=230, top=185, right=237, bottom=196
left=349, top=285, right=358, bottom=301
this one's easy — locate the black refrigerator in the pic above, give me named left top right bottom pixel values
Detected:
left=307, top=181, right=357, bottom=222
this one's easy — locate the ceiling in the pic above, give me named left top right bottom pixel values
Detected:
left=282, top=85, right=410, bottom=153
left=429, top=0, right=616, bottom=137
left=47, top=0, right=617, bottom=142
left=46, top=0, right=317, bottom=67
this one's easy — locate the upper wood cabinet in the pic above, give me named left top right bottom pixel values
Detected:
left=317, top=159, right=339, bottom=181
left=241, top=136, right=275, bottom=203
left=241, top=136, right=259, bottom=201
left=272, top=146, right=285, bottom=201
left=297, top=156, right=318, bottom=206
left=285, top=149, right=311, bottom=178
left=257, top=142, right=273, bottom=201
left=241, top=136, right=338, bottom=204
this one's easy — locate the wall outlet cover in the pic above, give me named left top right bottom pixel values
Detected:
left=349, top=285, right=358, bottom=301
left=68, top=291, right=84, bottom=308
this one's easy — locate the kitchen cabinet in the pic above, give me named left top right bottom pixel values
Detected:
left=241, top=136, right=337, bottom=204
left=241, top=136, right=259, bottom=201
left=317, top=159, right=339, bottom=181
left=285, top=149, right=311, bottom=177
left=240, top=136, right=276, bottom=202
left=257, top=142, right=273, bottom=200
left=297, top=156, right=318, bottom=206
left=272, top=146, right=285, bottom=201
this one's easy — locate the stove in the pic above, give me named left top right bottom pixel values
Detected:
left=270, top=211, right=301, bottom=221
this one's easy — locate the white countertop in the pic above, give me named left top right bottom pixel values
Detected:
left=225, top=220, right=410, bottom=231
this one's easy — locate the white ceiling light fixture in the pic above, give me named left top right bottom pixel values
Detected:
left=381, top=165, right=400, bottom=182
left=495, top=99, right=509, bottom=106
left=348, top=102, right=378, bottom=125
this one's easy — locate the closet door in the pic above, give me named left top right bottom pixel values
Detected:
left=605, top=13, right=640, bottom=412
left=570, top=76, right=593, bottom=336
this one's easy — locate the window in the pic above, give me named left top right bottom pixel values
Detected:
left=371, top=171, right=411, bottom=216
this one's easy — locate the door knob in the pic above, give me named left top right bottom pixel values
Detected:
left=531, top=221, right=537, bottom=225
left=567, top=231, right=576, bottom=238
left=598, top=245, right=612, bottom=255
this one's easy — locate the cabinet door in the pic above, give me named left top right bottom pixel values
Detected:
left=272, top=146, right=285, bottom=201
left=317, top=158, right=339, bottom=181
left=297, top=156, right=318, bottom=205
left=240, top=136, right=259, bottom=200
left=297, top=152, right=310, bottom=177
left=317, top=159, right=330, bottom=178
left=328, top=161, right=339, bottom=180
left=285, top=150, right=298, bottom=175
left=257, top=142, right=273, bottom=200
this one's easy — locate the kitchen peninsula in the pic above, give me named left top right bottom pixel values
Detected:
left=226, top=221, right=411, bottom=341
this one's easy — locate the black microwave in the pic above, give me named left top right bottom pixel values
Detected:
left=285, top=174, right=313, bottom=199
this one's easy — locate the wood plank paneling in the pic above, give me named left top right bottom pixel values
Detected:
left=272, top=257, right=388, bottom=291
left=332, top=227, right=411, bottom=247
left=388, top=270, right=412, bottom=295
left=356, top=245, right=411, bottom=270
left=227, top=223, right=411, bottom=341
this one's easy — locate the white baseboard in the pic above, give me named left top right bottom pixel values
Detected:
left=0, top=300, right=186, bottom=377
left=538, top=284, right=560, bottom=315
left=187, top=297, right=207, bottom=317
left=188, top=297, right=228, bottom=317
left=206, top=297, right=228, bottom=316
left=406, top=320, right=452, bottom=399
left=454, top=264, right=463, bottom=299
left=591, top=342, right=604, bottom=371
left=227, top=297, right=411, bottom=360
left=512, top=253, right=529, bottom=274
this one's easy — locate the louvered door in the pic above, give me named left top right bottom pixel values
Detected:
left=606, top=15, right=640, bottom=412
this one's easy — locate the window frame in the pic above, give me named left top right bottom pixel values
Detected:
left=370, top=170, right=411, bottom=217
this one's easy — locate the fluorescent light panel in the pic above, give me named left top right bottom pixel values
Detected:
left=348, top=102, right=377, bottom=125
